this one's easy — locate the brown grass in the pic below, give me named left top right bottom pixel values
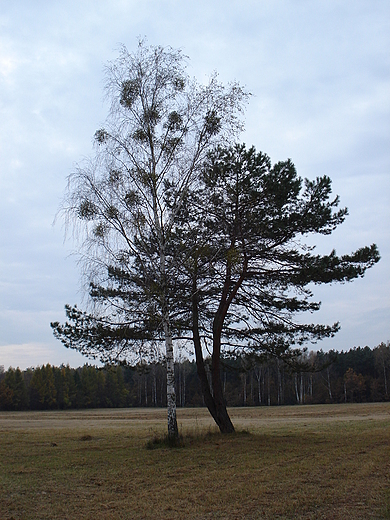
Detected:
left=0, top=403, right=389, bottom=519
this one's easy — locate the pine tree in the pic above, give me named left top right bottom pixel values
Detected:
left=171, top=144, right=379, bottom=431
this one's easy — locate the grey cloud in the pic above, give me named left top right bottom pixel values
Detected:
left=1, top=0, right=388, bottom=369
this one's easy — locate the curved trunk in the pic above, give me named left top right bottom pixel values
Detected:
left=211, top=313, right=235, bottom=433
left=190, top=241, right=247, bottom=434
left=192, top=285, right=234, bottom=434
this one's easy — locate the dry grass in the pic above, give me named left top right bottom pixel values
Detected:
left=0, top=403, right=389, bottom=519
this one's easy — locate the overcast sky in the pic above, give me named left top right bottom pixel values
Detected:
left=1, top=1, right=389, bottom=370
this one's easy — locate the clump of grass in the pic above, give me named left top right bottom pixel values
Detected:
left=236, top=428, right=251, bottom=435
left=145, top=433, right=185, bottom=449
left=145, top=427, right=251, bottom=450
left=80, top=434, right=93, bottom=441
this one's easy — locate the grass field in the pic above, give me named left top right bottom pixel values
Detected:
left=0, top=403, right=389, bottom=519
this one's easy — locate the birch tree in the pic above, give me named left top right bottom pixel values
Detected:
left=51, top=41, right=248, bottom=439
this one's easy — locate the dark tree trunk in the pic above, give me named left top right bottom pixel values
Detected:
left=190, top=245, right=247, bottom=434
left=210, top=299, right=235, bottom=433
left=192, top=286, right=235, bottom=434
left=211, top=351, right=235, bottom=433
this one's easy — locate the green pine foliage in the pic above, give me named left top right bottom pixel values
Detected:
left=50, top=43, right=379, bottom=433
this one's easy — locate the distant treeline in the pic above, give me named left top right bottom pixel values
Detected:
left=0, top=343, right=389, bottom=411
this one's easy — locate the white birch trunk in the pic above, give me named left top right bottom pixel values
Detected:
left=151, top=160, right=179, bottom=438
left=255, top=367, right=262, bottom=405
left=295, top=373, right=299, bottom=403
left=300, top=373, right=304, bottom=404
left=327, top=367, right=332, bottom=401
left=164, top=317, right=178, bottom=438
left=183, top=365, right=186, bottom=407
left=267, top=367, right=271, bottom=406
left=160, top=248, right=178, bottom=437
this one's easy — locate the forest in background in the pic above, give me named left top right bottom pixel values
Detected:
left=0, top=343, right=389, bottom=411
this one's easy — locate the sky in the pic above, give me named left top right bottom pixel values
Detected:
left=1, top=0, right=389, bottom=370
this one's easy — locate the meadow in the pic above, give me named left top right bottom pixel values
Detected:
left=0, top=403, right=389, bottom=519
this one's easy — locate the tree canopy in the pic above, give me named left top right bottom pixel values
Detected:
left=165, top=144, right=379, bottom=431
left=52, top=43, right=379, bottom=435
left=51, top=41, right=249, bottom=438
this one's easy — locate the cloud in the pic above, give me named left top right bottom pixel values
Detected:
left=0, top=342, right=89, bottom=371
left=0, top=0, right=389, bottom=369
